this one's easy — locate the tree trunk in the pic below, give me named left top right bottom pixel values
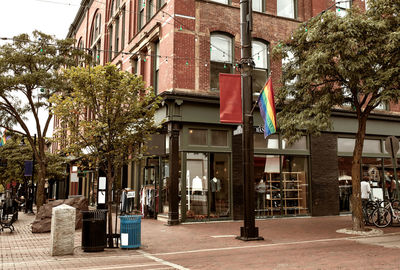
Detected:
left=351, top=116, right=367, bottom=231
left=35, top=160, right=47, bottom=212
left=106, top=161, right=114, bottom=248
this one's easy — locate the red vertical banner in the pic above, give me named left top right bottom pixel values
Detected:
left=219, top=73, right=242, bottom=123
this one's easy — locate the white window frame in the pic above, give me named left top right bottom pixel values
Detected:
left=277, top=0, right=296, bottom=19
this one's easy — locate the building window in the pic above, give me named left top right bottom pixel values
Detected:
left=188, top=129, right=208, bottom=145
left=154, top=40, right=160, bottom=94
left=277, top=0, right=296, bottom=19
left=147, top=0, right=154, bottom=21
left=138, top=1, right=145, bottom=31
left=210, top=33, right=233, bottom=91
left=252, top=40, right=269, bottom=93
left=91, top=12, right=101, bottom=46
left=108, top=25, right=113, bottom=62
left=336, top=0, right=351, bottom=17
left=77, top=39, right=85, bottom=66
left=211, top=130, right=228, bottom=146
left=156, top=0, right=164, bottom=10
left=121, top=7, right=125, bottom=50
left=210, top=0, right=229, bottom=4
left=115, top=17, right=120, bottom=55
left=132, top=57, right=139, bottom=74
left=253, top=0, right=263, bottom=12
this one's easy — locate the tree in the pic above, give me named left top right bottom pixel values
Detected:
left=0, top=136, right=32, bottom=189
left=0, top=31, right=85, bottom=210
left=0, top=135, right=67, bottom=196
left=274, top=0, right=400, bottom=231
left=51, top=64, right=160, bottom=247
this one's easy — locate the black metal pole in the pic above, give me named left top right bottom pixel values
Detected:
left=167, top=122, right=180, bottom=225
left=237, top=0, right=263, bottom=241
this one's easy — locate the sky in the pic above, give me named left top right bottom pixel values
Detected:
left=0, top=0, right=82, bottom=137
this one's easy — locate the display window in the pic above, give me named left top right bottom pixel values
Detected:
left=183, top=152, right=231, bottom=221
left=254, top=154, right=309, bottom=217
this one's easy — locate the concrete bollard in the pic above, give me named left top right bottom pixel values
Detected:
left=50, top=204, right=76, bottom=256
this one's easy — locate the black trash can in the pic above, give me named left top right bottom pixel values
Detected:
left=81, top=210, right=107, bottom=252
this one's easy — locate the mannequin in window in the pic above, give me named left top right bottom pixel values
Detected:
left=192, top=176, right=203, bottom=194
left=210, top=177, right=221, bottom=213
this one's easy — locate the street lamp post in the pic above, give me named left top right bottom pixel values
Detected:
left=237, top=0, right=263, bottom=241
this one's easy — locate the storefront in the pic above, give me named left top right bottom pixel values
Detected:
left=253, top=133, right=310, bottom=218
left=338, top=136, right=400, bottom=212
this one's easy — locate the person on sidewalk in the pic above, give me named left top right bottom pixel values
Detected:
left=361, top=177, right=371, bottom=209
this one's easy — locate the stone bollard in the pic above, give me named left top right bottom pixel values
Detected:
left=50, top=204, right=76, bottom=256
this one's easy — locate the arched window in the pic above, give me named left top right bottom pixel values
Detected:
left=91, top=12, right=101, bottom=46
left=252, top=40, right=269, bottom=92
left=90, top=11, right=102, bottom=65
left=210, top=33, right=233, bottom=91
left=77, top=38, right=85, bottom=66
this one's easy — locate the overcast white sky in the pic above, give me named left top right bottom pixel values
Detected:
left=0, top=0, right=82, bottom=137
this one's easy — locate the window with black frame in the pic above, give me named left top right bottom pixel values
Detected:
left=252, top=40, right=269, bottom=94
left=210, top=33, right=233, bottom=92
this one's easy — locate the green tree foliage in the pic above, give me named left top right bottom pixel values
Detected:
left=0, top=135, right=67, bottom=192
left=51, top=64, right=160, bottom=247
left=274, top=0, right=399, bottom=231
left=0, top=31, right=86, bottom=209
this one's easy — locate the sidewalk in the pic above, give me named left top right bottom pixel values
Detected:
left=1, top=211, right=400, bottom=269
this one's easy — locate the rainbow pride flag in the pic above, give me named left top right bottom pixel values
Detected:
left=0, top=130, right=10, bottom=146
left=257, top=77, right=277, bottom=138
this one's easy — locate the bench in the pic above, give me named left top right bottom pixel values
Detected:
left=1, top=211, right=18, bottom=232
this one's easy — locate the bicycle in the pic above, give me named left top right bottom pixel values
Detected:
left=371, top=199, right=400, bottom=228
left=363, top=200, right=380, bottom=225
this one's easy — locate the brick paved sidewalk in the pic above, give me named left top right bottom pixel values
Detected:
left=1, top=210, right=400, bottom=270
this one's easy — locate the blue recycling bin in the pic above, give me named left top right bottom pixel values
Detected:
left=120, top=215, right=141, bottom=248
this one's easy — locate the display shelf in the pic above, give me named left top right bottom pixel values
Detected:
left=263, top=171, right=308, bottom=216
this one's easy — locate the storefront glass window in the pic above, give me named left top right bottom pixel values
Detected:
left=363, top=139, right=381, bottom=154
left=160, top=158, right=169, bottom=213
left=282, top=136, right=307, bottom=150
left=210, top=153, right=230, bottom=218
left=338, top=138, right=355, bottom=152
left=188, top=129, right=207, bottom=145
left=254, top=154, right=309, bottom=218
left=185, top=152, right=230, bottom=220
left=254, top=133, right=279, bottom=149
left=383, top=158, right=400, bottom=200
left=362, top=157, right=384, bottom=200
left=338, top=157, right=353, bottom=212
left=281, top=156, right=309, bottom=215
left=211, top=130, right=228, bottom=146
left=186, top=153, right=208, bottom=219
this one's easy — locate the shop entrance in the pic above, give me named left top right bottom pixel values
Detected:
left=183, top=152, right=231, bottom=221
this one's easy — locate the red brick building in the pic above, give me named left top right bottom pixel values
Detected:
left=60, top=0, right=400, bottom=223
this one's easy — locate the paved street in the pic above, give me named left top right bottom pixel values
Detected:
left=2, top=212, right=400, bottom=269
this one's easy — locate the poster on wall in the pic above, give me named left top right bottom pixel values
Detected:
left=99, top=177, right=106, bottom=190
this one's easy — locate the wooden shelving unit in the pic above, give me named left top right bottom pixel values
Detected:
left=263, top=172, right=308, bottom=216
